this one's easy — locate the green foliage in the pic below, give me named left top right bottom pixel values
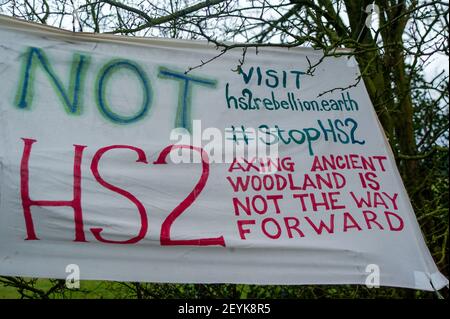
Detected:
left=0, top=280, right=443, bottom=299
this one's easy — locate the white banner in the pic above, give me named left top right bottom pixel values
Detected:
left=0, top=15, right=447, bottom=291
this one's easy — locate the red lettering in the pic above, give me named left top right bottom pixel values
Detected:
left=20, top=138, right=87, bottom=241
left=237, top=219, right=255, bottom=239
left=385, top=211, right=404, bottom=231
left=362, top=210, right=384, bottom=230
left=343, top=212, right=363, bottom=232
left=284, top=217, right=304, bottom=238
left=90, top=145, right=148, bottom=244
left=261, top=217, right=282, bottom=239
left=304, top=215, right=335, bottom=234
left=155, top=144, right=225, bottom=246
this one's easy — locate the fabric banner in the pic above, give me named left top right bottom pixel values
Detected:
left=0, top=15, right=447, bottom=290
